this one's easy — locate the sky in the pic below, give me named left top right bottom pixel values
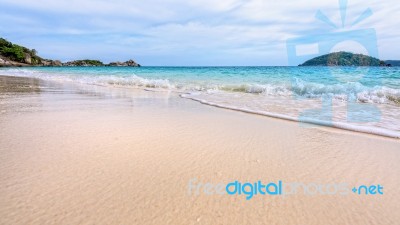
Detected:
left=0, top=0, right=399, bottom=66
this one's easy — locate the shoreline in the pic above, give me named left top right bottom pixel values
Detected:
left=1, top=72, right=399, bottom=140
left=181, top=93, right=400, bottom=139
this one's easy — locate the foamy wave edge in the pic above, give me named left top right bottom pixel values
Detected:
left=181, top=93, right=400, bottom=139
left=0, top=68, right=173, bottom=89
left=1, top=68, right=399, bottom=105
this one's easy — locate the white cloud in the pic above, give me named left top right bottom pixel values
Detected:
left=0, top=0, right=398, bottom=65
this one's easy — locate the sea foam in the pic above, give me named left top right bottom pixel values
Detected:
left=1, top=67, right=399, bottom=138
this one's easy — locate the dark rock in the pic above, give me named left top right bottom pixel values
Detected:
left=125, top=59, right=140, bottom=67
left=107, top=59, right=140, bottom=67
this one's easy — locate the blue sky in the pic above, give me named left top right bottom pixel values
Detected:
left=0, top=0, right=399, bottom=66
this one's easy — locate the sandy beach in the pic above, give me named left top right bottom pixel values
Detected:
left=0, top=75, right=399, bottom=225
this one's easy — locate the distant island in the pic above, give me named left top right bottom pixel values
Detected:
left=299, top=51, right=396, bottom=67
left=0, top=38, right=140, bottom=67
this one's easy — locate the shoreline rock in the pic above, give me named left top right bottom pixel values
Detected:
left=0, top=56, right=30, bottom=67
left=107, top=60, right=140, bottom=67
left=0, top=58, right=141, bottom=67
left=61, top=59, right=140, bottom=67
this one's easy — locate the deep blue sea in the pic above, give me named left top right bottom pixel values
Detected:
left=1, top=66, right=399, bottom=137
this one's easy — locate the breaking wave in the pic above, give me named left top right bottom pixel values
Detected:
left=2, top=68, right=399, bottom=105
left=1, top=67, right=399, bottom=138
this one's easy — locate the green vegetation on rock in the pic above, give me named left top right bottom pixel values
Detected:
left=64, top=59, right=104, bottom=66
left=1, top=37, right=141, bottom=67
left=300, top=51, right=385, bottom=66
left=0, top=38, right=43, bottom=65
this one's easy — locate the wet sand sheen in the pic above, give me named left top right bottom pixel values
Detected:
left=0, top=75, right=399, bottom=225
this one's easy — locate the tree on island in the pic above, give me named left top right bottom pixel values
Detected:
left=299, top=51, right=387, bottom=66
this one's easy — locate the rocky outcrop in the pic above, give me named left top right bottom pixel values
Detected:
left=40, top=59, right=62, bottom=67
left=53, top=60, right=62, bottom=66
left=62, top=60, right=103, bottom=67
left=60, top=59, right=140, bottom=67
left=107, top=59, right=141, bottom=67
left=1, top=37, right=141, bottom=67
left=126, top=59, right=140, bottom=67
left=24, top=53, right=32, bottom=64
left=108, top=61, right=125, bottom=66
left=0, top=57, right=141, bottom=67
left=0, top=56, right=30, bottom=67
left=41, top=60, right=51, bottom=66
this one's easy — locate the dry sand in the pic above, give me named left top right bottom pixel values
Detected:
left=0, top=75, right=399, bottom=225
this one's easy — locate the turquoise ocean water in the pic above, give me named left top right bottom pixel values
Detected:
left=1, top=66, right=399, bottom=137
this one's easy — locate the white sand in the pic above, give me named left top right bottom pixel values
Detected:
left=0, top=76, right=399, bottom=225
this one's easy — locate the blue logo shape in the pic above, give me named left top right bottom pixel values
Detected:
left=286, top=0, right=381, bottom=127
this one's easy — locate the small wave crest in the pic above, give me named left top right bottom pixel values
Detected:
left=0, top=68, right=172, bottom=89
left=217, top=80, right=400, bottom=105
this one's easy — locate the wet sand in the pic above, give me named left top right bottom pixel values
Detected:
left=0, top=75, right=399, bottom=225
